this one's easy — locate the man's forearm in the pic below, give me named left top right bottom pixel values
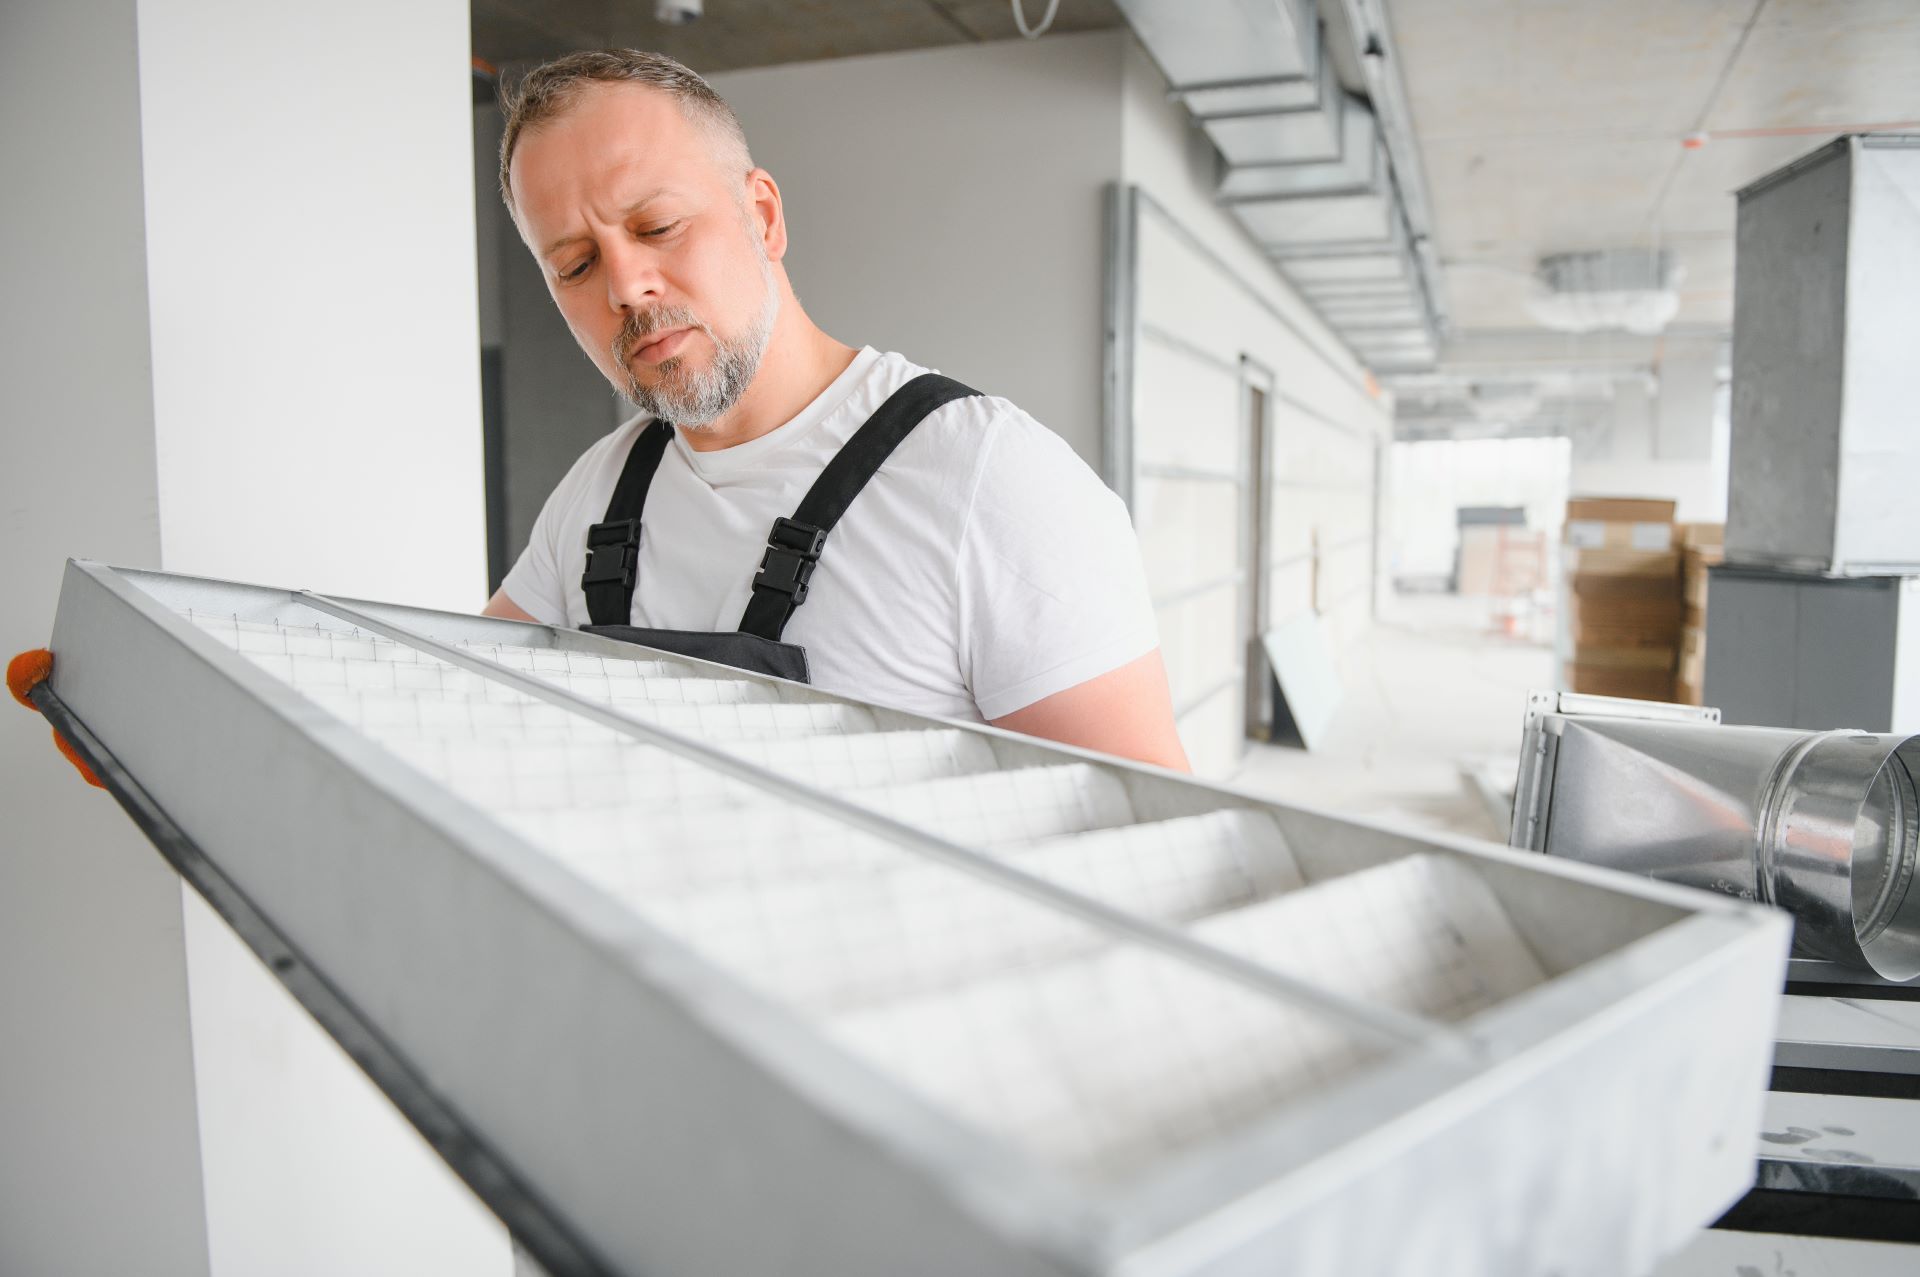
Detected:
left=988, top=650, right=1191, bottom=772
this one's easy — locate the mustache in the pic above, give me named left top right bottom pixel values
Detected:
left=613, top=306, right=706, bottom=363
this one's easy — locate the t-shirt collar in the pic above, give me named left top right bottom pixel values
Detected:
left=670, top=346, right=883, bottom=480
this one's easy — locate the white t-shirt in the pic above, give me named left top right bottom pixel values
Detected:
left=500, top=348, right=1158, bottom=721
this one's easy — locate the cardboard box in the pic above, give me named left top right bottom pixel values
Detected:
left=1564, top=663, right=1677, bottom=701
left=1457, top=527, right=1499, bottom=596
left=1564, top=519, right=1674, bottom=551
left=1674, top=676, right=1704, bottom=706
left=1569, top=645, right=1677, bottom=671
left=1678, top=625, right=1706, bottom=686
left=1459, top=526, right=1548, bottom=596
left=1568, top=548, right=1682, bottom=579
left=1569, top=574, right=1685, bottom=610
left=1682, top=547, right=1722, bottom=613
left=1567, top=497, right=1678, bottom=524
left=1571, top=623, right=1678, bottom=650
left=1678, top=522, right=1725, bottom=552
left=1570, top=590, right=1684, bottom=632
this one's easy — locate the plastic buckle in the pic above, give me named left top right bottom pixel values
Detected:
left=580, top=519, right=641, bottom=591
left=753, top=518, right=827, bottom=602
left=768, top=517, right=828, bottom=557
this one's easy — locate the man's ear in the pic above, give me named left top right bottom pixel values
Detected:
left=747, top=168, right=788, bottom=264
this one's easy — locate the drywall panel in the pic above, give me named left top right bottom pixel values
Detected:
left=0, top=3, right=210, bottom=1274
left=127, top=2, right=512, bottom=1272
left=137, top=0, right=488, bottom=611
left=1119, top=44, right=1391, bottom=771
left=711, top=33, right=1125, bottom=468
left=181, top=894, right=512, bottom=1277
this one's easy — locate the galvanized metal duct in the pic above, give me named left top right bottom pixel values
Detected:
left=1728, top=134, right=1920, bottom=576
left=1514, top=692, right=1920, bottom=982
left=1115, top=0, right=1444, bottom=371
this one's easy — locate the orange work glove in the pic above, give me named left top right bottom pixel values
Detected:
left=8, top=649, right=105, bottom=789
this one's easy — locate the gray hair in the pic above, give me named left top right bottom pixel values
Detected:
left=497, top=49, right=752, bottom=210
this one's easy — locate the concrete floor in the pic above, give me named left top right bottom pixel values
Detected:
left=1228, top=591, right=1554, bottom=843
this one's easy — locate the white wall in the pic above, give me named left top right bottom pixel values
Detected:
left=1118, top=40, right=1393, bottom=774
left=133, top=1, right=510, bottom=1269
left=0, top=3, right=211, bottom=1274
left=1388, top=438, right=1573, bottom=580
left=691, top=32, right=1397, bottom=768
left=7, top=0, right=511, bottom=1271
left=1570, top=338, right=1729, bottom=522
left=685, top=32, right=1396, bottom=775
left=137, top=0, right=488, bottom=608
left=711, top=34, right=1123, bottom=467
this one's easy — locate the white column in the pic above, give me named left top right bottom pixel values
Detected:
left=137, top=0, right=489, bottom=607
left=0, top=3, right=211, bottom=1274
left=4, top=0, right=509, bottom=1271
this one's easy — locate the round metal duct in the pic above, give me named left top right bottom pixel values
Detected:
left=1530, top=715, right=1920, bottom=981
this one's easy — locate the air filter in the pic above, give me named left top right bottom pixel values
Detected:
left=42, top=561, right=1789, bottom=1276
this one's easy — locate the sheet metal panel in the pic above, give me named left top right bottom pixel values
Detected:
left=1728, top=136, right=1920, bottom=575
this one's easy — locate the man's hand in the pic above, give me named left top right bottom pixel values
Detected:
left=482, top=588, right=537, bottom=622
left=990, top=649, right=1191, bottom=772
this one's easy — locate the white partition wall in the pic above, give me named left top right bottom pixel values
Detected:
left=137, top=0, right=489, bottom=608
left=701, top=33, right=1391, bottom=776
left=711, top=34, right=1122, bottom=469
left=4, top=1, right=506, bottom=1272
left=0, top=5, right=210, bottom=1273
left=1118, top=41, right=1393, bottom=776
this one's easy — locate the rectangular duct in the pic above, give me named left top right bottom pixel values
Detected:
left=1117, top=0, right=1443, bottom=372
left=1727, top=135, right=1920, bottom=575
left=1119, top=0, right=1316, bottom=98
left=1196, top=44, right=1345, bottom=168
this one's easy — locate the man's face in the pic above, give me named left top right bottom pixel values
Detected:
left=509, top=83, right=779, bottom=425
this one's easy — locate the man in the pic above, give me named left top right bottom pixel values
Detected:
left=485, top=49, right=1188, bottom=771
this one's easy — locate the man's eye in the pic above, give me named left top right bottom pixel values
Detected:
left=559, top=258, right=592, bottom=280
left=639, top=221, right=680, bottom=238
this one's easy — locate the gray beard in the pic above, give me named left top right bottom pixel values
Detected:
left=612, top=266, right=780, bottom=428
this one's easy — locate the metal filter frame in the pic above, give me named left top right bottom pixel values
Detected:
left=46, top=561, right=1790, bottom=1276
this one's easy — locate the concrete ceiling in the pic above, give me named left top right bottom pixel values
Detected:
left=1390, top=0, right=1920, bottom=353
left=468, top=0, right=1918, bottom=441
left=472, top=0, right=1125, bottom=72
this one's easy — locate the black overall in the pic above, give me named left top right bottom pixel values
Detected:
left=578, top=372, right=980, bottom=682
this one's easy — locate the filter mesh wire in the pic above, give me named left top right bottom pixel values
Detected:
left=187, top=611, right=1546, bottom=1183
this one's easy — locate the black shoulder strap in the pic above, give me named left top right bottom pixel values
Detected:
left=738, top=372, right=979, bottom=641
left=581, top=421, right=673, bottom=627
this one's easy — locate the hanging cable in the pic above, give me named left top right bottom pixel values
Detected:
left=1011, top=0, right=1061, bottom=39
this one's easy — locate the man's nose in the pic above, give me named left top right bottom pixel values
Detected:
left=603, top=242, right=664, bottom=313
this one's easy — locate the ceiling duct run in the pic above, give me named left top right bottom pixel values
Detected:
left=1527, top=249, right=1681, bottom=336
left=1116, top=0, right=1445, bottom=371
